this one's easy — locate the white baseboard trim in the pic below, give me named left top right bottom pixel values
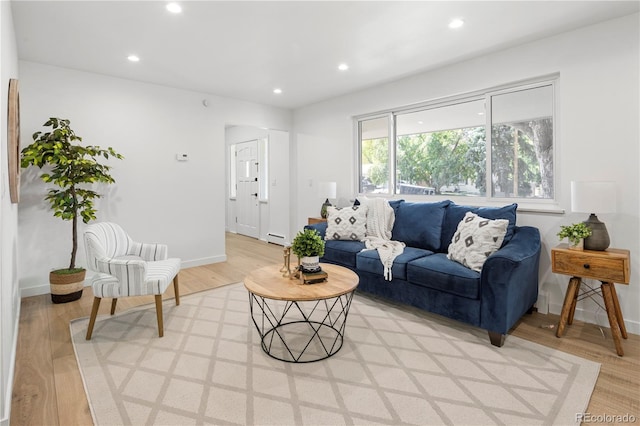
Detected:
left=21, top=277, right=95, bottom=298
left=181, top=255, right=226, bottom=269
left=535, top=293, right=549, bottom=315
left=20, top=256, right=228, bottom=298
left=1, top=299, right=21, bottom=426
left=549, top=302, right=639, bottom=336
left=20, top=283, right=51, bottom=298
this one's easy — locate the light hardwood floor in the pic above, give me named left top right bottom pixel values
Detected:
left=11, top=232, right=639, bottom=425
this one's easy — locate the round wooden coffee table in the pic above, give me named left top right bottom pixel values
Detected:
left=244, top=263, right=359, bottom=363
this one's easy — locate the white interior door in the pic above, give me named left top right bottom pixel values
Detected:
left=236, top=141, right=259, bottom=238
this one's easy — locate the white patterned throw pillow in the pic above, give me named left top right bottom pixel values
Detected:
left=325, top=206, right=368, bottom=241
left=447, top=212, right=509, bottom=272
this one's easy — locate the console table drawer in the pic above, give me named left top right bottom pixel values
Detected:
left=552, top=250, right=627, bottom=282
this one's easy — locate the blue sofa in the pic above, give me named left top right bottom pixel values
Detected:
left=305, top=200, right=541, bottom=347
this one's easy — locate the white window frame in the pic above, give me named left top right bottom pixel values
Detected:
left=354, top=74, right=558, bottom=205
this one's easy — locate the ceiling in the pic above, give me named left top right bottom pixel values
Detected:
left=11, top=1, right=640, bottom=110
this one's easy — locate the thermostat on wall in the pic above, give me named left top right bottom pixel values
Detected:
left=176, top=153, right=189, bottom=161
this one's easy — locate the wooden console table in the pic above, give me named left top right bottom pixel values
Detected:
left=308, top=217, right=327, bottom=225
left=551, top=244, right=630, bottom=356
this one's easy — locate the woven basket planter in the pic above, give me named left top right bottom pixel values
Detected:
left=49, top=269, right=86, bottom=303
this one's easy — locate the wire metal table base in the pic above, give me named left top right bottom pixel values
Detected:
left=248, top=290, right=355, bottom=363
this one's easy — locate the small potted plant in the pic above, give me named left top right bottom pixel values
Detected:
left=21, top=118, right=123, bottom=303
left=557, top=222, right=592, bottom=250
left=291, top=228, right=325, bottom=273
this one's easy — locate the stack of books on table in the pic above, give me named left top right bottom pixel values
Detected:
left=300, top=269, right=328, bottom=284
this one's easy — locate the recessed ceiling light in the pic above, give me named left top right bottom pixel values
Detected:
left=166, top=3, right=182, bottom=13
left=448, top=18, right=464, bottom=29
left=417, top=121, right=424, bottom=124
left=338, top=63, right=349, bottom=71
left=477, top=112, right=485, bottom=116
left=127, top=55, right=140, bottom=62
left=273, top=88, right=282, bottom=94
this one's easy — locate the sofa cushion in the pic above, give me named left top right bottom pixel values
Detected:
left=304, top=222, right=327, bottom=239
left=325, top=206, right=368, bottom=241
left=440, top=203, right=517, bottom=251
left=321, top=240, right=365, bottom=268
left=388, top=199, right=404, bottom=216
left=392, top=200, right=450, bottom=251
left=357, top=247, right=432, bottom=280
left=407, top=253, right=481, bottom=300
left=447, top=212, right=508, bottom=272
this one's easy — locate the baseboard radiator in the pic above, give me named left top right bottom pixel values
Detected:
left=267, top=233, right=287, bottom=246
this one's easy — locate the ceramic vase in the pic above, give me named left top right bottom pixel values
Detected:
left=301, top=256, right=321, bottom=273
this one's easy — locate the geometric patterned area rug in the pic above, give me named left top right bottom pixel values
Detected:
left=70, top=283, right=600, bottom=426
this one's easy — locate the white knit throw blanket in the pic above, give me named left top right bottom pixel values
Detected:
left=362, top=198, right=405, bottom=280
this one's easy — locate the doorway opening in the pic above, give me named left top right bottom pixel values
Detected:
left=225, top=125, right=290, bottom=246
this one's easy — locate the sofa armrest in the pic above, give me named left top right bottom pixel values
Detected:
left=479, top=226, right=541, bottom=334
left=304, top=222, right=327, bottom=239
left=491, top=226, right=541, bottom=264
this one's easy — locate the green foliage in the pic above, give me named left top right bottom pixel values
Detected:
left=557, top=222, right=592, bottom=245
left=491, top=123, right=542, bottom=197
left=396, top=133, right=429, bottom=186
left=21, top=118, right=124, bottom=270
left=291, top=229, right=325, bottom=258
left=362, top=127, right=486, bottom=195
left=360, top=117, right=552, bottom=199
left=461, top=128, right=487, bottom=193
left=398, top=128, right=486, bottom=194
left=361, top=137, right=389, bottom=187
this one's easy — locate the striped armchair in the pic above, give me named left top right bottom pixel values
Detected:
left=83, top=222, right=181, bottom=339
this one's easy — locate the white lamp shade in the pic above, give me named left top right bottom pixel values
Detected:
left=570, top=181, right=617, bottom=214
left=318, top=181, right=337, bottom=199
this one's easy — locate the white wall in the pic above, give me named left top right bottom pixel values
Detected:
left=18, top=61, right=292, bottom=297
left=0, top=3, right=21, bottom=424
left=266, top=129, right=291, bottom=244
left=293, top=14, right=640, bottom=333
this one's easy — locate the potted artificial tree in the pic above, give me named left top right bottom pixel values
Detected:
left=21, top=118, right=123, bottom=303
left=291, top=228, right=325, bottom=273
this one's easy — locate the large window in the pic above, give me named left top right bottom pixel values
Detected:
left=357, top=79, right=555, bottom=201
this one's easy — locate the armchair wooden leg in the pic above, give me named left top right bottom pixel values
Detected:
left=110, top=299, right=118, bottom=315
left=173, top=274, right=180, bottom=306
left=86, top=297, right=102, bottom=340
left=155, top=295, right=164, bottom=337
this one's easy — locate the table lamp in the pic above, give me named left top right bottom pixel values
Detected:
left=318, top=181, right=337, bottom=218
left=570, top=181, right=617, bottom=250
